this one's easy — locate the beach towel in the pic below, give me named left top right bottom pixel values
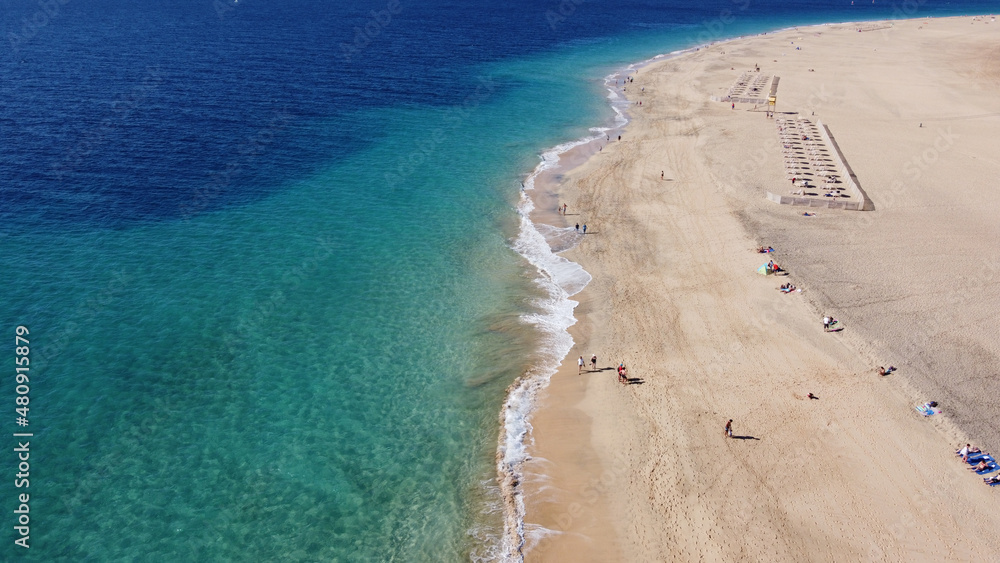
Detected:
left=973, top=461, right=999, bottom=474
left=966, top=452, right=990, bottom=464
left=915, top=404, right=939, bottom=416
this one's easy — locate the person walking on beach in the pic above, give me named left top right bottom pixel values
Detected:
left=591, top=354, right=597, bottom=371
left=725, top=419, right=733, bottom=438
left=732, top=102, right=735, bottom=110
left=661, top=170, right=664, bottom=180
left=562, top=203, right=567, bottom=215
left=578, top=355, right=585, bottom=374
left=582, top=224, right=587, bottom=234
left=575, top=223, right=579, bottom=232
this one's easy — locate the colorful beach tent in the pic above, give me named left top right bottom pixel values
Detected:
left=757, top=263, right=773, bottom=275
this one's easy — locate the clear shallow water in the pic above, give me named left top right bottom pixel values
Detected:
left=1, top=0, right=991, bottom=560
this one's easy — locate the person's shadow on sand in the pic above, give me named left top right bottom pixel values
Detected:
left=624, top=377, right=644, bottom=385
left=732, top=435, right=760, bottom=440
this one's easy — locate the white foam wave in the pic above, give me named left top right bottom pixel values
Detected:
left=522, top=523, right=564, bottom=558
left=494, top=188, right=591, bottom=561
left=490, top=60, right=650, bottom=563
left=491, top=46, right=727, bottom=559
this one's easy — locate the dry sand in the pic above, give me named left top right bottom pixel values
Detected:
left=521, top=15, right=1000, bottom=562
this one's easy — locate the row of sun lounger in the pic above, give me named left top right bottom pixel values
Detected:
left=776, top=118, right=850, bottom=197
left=856, top=23, right=893, bottom=32
left=726, top=72, right=772, bottom=103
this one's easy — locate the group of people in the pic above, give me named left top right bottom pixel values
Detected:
left=617, top=362, right=629, bottom=384
left=577, top=354, right=598, bottom=374
left=760, top=247, right=796, bottom=292
left=578, top=353, right=631, bottom=385
left=956, top=444, right=1000, bottom=484
left=556, top=203, right=590, bottom=235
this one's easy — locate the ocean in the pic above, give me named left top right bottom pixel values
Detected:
left=1, top=0, right=991, bottom=560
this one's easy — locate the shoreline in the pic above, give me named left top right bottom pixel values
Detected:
left=494, top=21, right=856, bottom=563
left=494, top=36, right=764, bottom=562
left=505, top=13, right=1000, bottom=562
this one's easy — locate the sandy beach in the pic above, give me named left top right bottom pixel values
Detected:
left=521, top=15, right=1000, bottom=561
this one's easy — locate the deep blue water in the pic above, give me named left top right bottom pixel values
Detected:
left=3, top=0, right=986, bottom=226
left=1, top=0, right=992, bottom=560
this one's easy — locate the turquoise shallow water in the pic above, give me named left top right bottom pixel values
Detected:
left=4, top=35, right=650, bottom=558
left=2, top=1, right=991, bottom=560
left=6, top=68, right=606, bottom=558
